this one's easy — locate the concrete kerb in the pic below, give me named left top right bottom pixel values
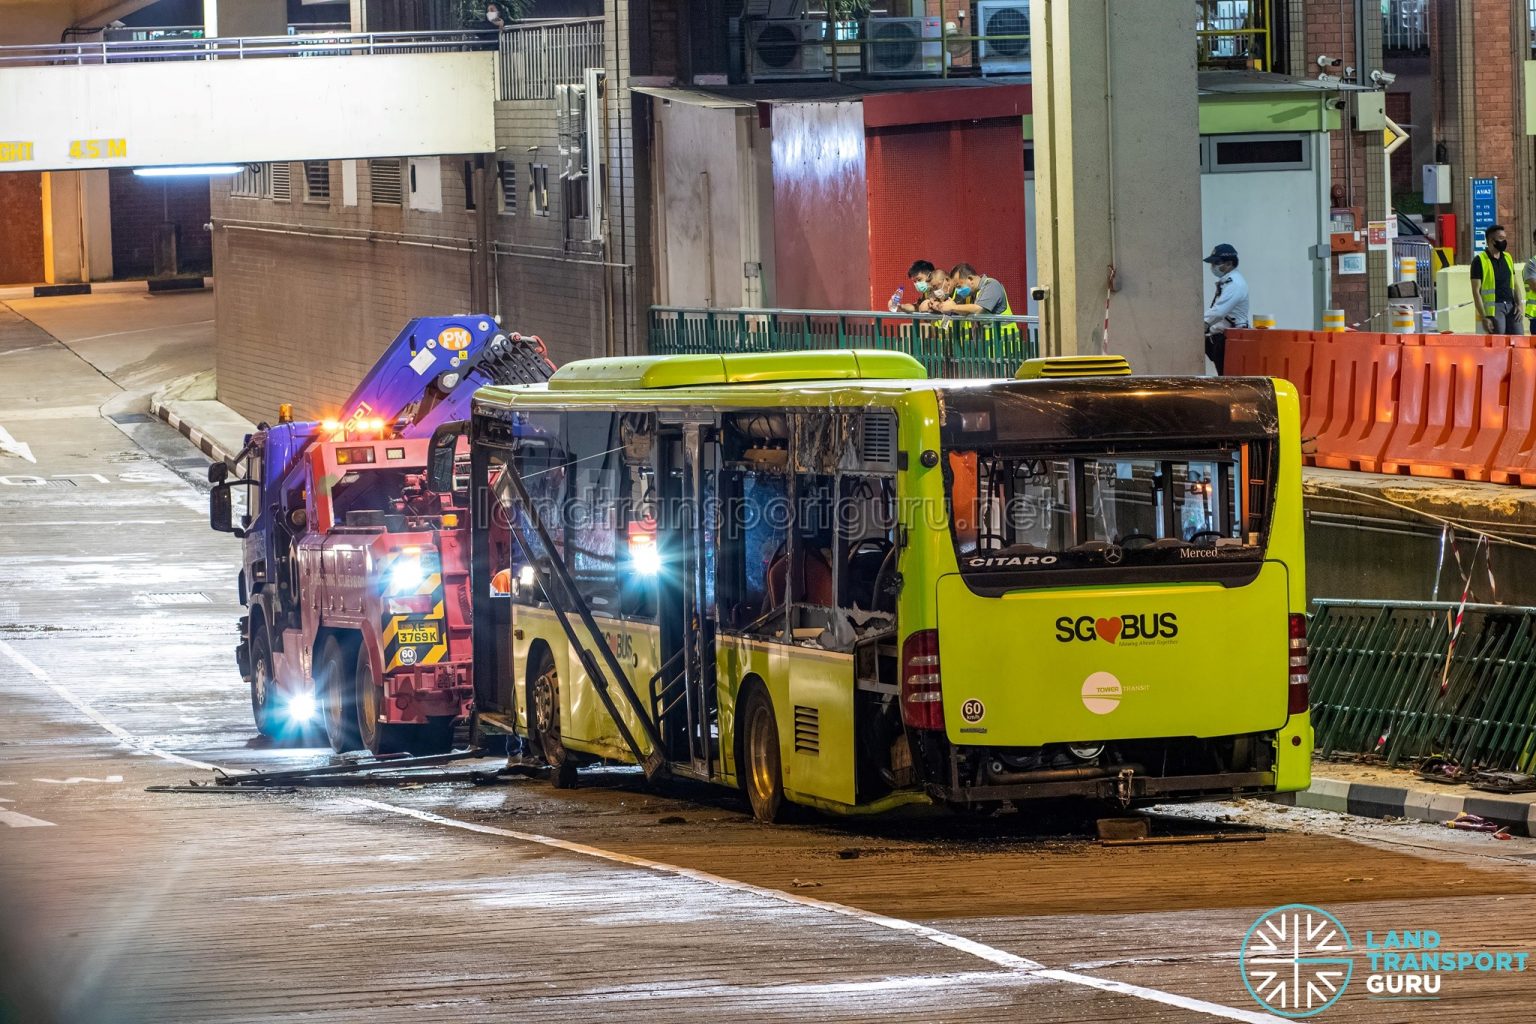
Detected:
left=1271, top=773, right=1536, bottom=837
left=148, top=375, right=256, bottom=468
left=0, top=277, right=210, bottom=303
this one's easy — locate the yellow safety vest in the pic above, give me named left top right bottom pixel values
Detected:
left=975, top=276, right=1019, bottom=347
left=1525, top=257, right=1536, bottom=319
left=1475, top=250, right=1525, bottom=317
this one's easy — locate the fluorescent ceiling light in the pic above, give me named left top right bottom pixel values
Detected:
left=133, top=165, right=245, bottom=177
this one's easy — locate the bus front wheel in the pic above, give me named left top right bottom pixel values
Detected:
left=529, top=649, right=577, bottom=789
left=741, top=685, right=786, bottom=823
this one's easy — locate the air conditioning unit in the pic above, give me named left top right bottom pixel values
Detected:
left=862, top=17, right=941, bottom=77
left=747, top=19, right=828, bottom=80
left=977, top=0, right=1031, bottom=75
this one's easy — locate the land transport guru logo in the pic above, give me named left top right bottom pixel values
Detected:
left=1239, top=903, right=1530, bottom=1017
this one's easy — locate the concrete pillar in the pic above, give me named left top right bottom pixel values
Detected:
left=203, top=0, right=286, bottom=38
left=40, top=170, right=113, bottom=284
left=1030, top=0, right=1202, bottom=373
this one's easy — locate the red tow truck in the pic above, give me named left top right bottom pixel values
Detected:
left=209, top=316, right=554, bottom=754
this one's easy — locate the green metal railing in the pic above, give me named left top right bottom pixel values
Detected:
left=1309, top=600, right=1536, bottom=772
left=648, top=306, right=1040, bottom=379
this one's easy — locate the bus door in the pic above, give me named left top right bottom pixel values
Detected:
left=654, top=418, right=720, bottom=779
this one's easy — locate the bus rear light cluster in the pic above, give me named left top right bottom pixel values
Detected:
left=1288, top=613, right=1310, bottom=715
left=901, top=629, right=944, bottom=730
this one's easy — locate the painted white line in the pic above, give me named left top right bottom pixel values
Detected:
left=34, top=775, right=124, bottom=785
left=0, top=424, right=36, bottom=464
left=0, top=639, right=221, bottom=772
left=350, top=798, right=1283, bottom=1024
left=13, top=635, right=1279, bottom=1023
left=0, top=808, right=57, bottom=828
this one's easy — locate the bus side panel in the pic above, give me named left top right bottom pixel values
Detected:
left=560, top=612, right=659, bottom=758
left=1271, top=379, right=1312, bottom=792
left=717, top=638, right=856, bottom=808
left=1275, top=710, right=1312, bottom=792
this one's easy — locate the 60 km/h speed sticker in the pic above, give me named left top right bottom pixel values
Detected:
left=960, top=699, right=985, bottom=723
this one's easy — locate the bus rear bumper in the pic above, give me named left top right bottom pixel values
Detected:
left=929, top=769, right=1278, bottom=807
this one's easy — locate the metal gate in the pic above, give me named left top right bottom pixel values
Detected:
left=1309, top=599, right=1536, bottom=772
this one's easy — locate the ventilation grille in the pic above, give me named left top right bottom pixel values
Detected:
left=860, top=411, right=897, bottom=468
left=793, top=705, right=820, bottom=755
left=304, top=160, right=331, bottom=202
left=268, top=161, right=291, bottom=202
left=1015, top=355, right=1133, bottom=379
left=498, top=161, right=517, bottom=213
left=370, top=159, right=403, bottom=206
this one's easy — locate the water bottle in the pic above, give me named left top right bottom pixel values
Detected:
left=888, top=286, right=904, bottom=313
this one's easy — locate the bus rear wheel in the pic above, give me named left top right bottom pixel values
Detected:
left=529, top=650, right=577, bottom=788
left=741, top=685, right=787, bottom=823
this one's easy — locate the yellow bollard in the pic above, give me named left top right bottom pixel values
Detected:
left=1253, top=313, right=1276, bottom=329
left=1322, top=309, right=1347, bottom=333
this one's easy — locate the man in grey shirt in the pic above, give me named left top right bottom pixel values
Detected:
left=941, top=263, right=1014, bottom=317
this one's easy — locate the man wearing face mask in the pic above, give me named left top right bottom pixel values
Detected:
left=1472, top=225, right=1524, bottom=335
left=1202, top=243, right=1249, bottom=375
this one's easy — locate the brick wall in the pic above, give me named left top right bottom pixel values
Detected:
left=1304, top=0, right=1386, bottom=324
left=0, top=173, right=43, bottom=284
left=1431, top=0, right=1532, bottom=255
left=108, top=169, right=212, bottom=278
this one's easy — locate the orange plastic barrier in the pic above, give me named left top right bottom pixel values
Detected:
left=1224, top=329, right=1315, bottom=423
left=1379, top=335, right=1510, bottom=480
left=1307, top=333, right=1401, bottom=473
left=1490, top=337, right=1536, bottom=486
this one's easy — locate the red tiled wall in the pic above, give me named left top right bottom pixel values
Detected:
left=865, top=117, right=1028, bottom=312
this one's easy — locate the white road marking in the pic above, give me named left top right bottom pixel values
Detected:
left=0, top=808, right=57, bottom=828
left=0, top=639, right=222, bottom=772
left=0, top=425, right=36, bottom=464
left=34, top=775, right=123, bottom=785
left=12, top=632, right=1280, bottom=1023
left=351, top=798, right=1285, bottom=1024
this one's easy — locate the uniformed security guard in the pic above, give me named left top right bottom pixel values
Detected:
left=1471, top=224, right=1524, bottom=335
left=1203, top=243, right=1250, bottom=374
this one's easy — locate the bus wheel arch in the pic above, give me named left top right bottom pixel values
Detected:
left=736, top=676, right=787, bottom=824
left=526, top=641, right=576, bottom=788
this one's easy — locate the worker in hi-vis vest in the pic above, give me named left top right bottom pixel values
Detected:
left=1472, top=224, right=1524, bottom=335
left=1523, top=228, right=1536, bottom=335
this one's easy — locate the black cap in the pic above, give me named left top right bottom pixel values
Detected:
left=1203, top=243, right=1239, bottom=264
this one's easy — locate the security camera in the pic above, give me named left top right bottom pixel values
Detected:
left=1316, top=54, right=1341, bottom=68
left=1370, top=69, right=1397, bottom=86
left=1317, top=73, right=1342, bottom=87
left=1327, top=97, right=1347, bottom=110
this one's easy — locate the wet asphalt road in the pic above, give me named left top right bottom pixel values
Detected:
left=2, top=296, right=1535, bottom=1024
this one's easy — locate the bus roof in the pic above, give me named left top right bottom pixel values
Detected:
left=545, top=350, right=927, bottom=391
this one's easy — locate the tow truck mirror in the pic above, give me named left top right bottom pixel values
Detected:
left=210, top=483, right=235, bottom=534
left=427, top=420, right=468, bottom=494
left=208, top=461, right=228, bottom=485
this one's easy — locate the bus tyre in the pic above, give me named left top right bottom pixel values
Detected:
left=529, top=649, right=577, bottom=788
left=318, top=636, right=362, bottom=753
left=249, top=626, right=278, bottom=739
left=741, top=685, right=787, bottom=824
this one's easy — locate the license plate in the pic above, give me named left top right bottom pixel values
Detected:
left=397, top=621, right=441, bottom=646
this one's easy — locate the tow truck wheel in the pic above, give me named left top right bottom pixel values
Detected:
left=355, top=646, right=410, bottom=756
left=529, top=649, right=577, bottom=788
left=741, top=684, right=787, bottom=824
left=250, top=627, right=278, bottom=739
left=318, top=636, right=362, bottom=753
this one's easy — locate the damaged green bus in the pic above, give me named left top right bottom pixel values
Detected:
left=456, top=349, right=1312, bottom=822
